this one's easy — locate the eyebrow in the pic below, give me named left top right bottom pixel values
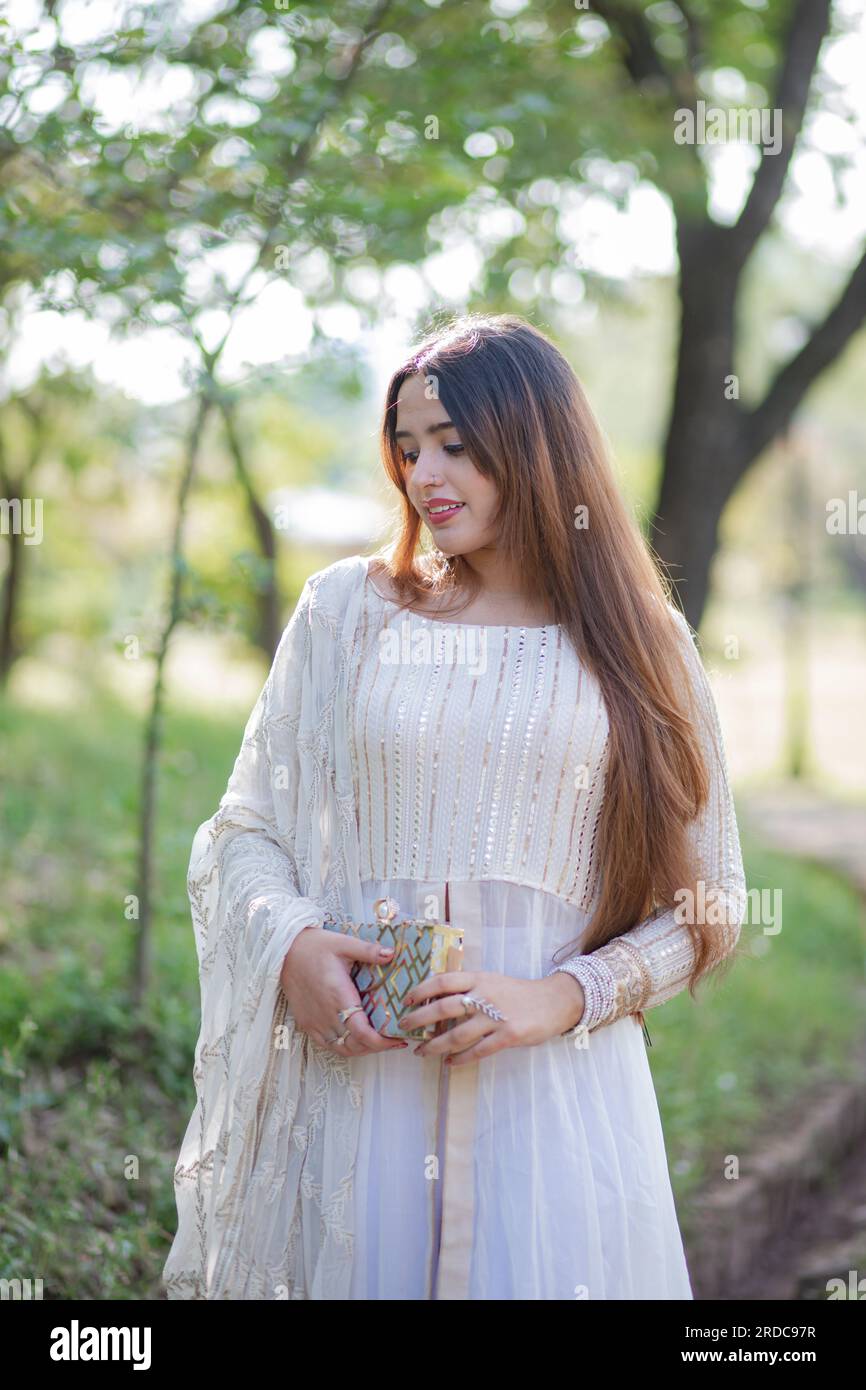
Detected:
left=394, top=420, right=457, bottom=440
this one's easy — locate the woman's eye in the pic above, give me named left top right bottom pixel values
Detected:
left=401, top=443, right=463, bottom=465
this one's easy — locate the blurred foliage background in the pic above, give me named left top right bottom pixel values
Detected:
left=1, top=0, right=865, bottom=1299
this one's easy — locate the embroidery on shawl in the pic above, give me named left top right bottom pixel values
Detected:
left=163, top=559, right=367, bottom=1300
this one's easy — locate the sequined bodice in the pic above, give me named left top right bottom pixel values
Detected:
left=347, top=576, right=610, bottom=907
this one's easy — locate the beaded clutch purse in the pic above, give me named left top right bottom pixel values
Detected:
left=322, top=897, right=464, bottom=1040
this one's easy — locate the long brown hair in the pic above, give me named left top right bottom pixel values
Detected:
left=375, top=312, right=733, bottom=997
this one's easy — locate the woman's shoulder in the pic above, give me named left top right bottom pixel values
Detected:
left=665, top=601, right=695, bottom=642
left=365, top=555, right=405, bottom=603
left=303, top=553, right=370, bottom=609
left=645, top=593, right=705, bottom=690
left=318, top=551, right=429, bottom=606
left=271, top=556, right=368, bottom=650
left=648, top=590, right=697, bottom=647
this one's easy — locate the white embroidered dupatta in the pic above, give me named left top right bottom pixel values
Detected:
left=163, top=555, right=370, bottom=1299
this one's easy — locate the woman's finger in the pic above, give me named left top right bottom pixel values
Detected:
left=404, top=972, right=475, bottom=1011
left=337, top=1002, right=408, bottom=1055
left=446, top=1031, right=503, bottom=1066
left=400, top=989, right=473, bottom=1034
left=330, top=933, right=399, bottom=969
left=415, top=1015, right=492, bottom=1057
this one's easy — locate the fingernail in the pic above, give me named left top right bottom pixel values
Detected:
left=379, top=947, right=394, bottom=958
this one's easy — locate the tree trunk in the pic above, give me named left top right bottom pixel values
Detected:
left=134, top=394, right=211, bottom=1009
left=219, top=398, right=281, bottom=659
left=0, top=410, right=43, bottom=683
left=0, top=496, right=23, bottom=685
left=652, top=225, right=749, bottom=630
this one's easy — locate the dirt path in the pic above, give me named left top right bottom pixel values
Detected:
left=741, top=785, right=866, bottom=897
left=699, top=785, right=866, bottom=1300
left=733, top=1123, right=866, bottom=1300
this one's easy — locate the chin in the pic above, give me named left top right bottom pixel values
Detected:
left=424, top=526, right=464, bottom=553
left=419, top=514, right=491, bottom=557
left=432, top=540, right=483, bottom=559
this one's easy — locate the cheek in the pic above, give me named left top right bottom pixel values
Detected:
left=467, top=479, right=499, bottom=518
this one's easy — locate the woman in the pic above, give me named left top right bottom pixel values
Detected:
left=163, top=313, right=746, bottom=1301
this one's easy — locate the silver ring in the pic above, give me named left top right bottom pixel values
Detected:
left=338, top=1004, right=365, bottom=1025
left=460, top=993, right=506, bottom=1022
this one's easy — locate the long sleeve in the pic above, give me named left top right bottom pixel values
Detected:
left=549, top=608, right=747, bottom=1034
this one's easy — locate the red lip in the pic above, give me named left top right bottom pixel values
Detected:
left=425, top=499, right=466, bottom=526
left=425, top=497, right=463, bottom=508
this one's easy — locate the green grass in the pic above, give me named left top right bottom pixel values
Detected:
left=0, top=693, right=864, bottom=1296
left=647, top=845, right=866, bottom=1236
left=0, top=691, right=239, bottom=1299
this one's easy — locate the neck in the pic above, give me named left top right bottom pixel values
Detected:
left=460, top=549, right=532, bottom=601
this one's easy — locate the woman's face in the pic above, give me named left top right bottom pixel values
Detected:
left=394, top=372, right=499, bottom=556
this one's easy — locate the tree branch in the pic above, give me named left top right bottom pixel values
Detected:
left=253, top=0, right=397, bottom=285
left=745, top=242, right=866, bottom=462
left=591, top=0, right=674, bottom=91
left=592, top=0, right=705, bottom=212
left=732, top=0, right=833, bottom=259
left=275, top=0, right=395, bottom=179
left=676, top=1, right=703, bottom=80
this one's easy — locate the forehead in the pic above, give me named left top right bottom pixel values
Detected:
left=397, top=369, right=444, bottom=411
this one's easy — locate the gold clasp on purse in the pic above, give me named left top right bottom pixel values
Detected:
left=372, top=897, right=408, bottom=971
left=372, top=897, right=400, bottom=924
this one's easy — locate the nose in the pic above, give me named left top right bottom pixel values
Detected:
left=412, top=450, right=445, bottom=490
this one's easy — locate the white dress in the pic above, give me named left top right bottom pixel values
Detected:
left=162, top=554, right=746, bottom=1301
left=342, top=571, right=745, bottom=1299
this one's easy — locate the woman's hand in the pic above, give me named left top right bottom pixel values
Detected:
left=398, top=970, right=586, bottom=1066
left=280, top=927, right=409, bottom=1056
